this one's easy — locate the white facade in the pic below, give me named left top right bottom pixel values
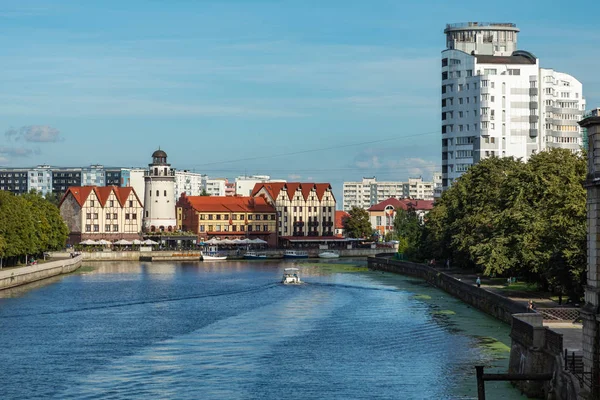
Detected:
left=175, top=170, right=207, bottom=200
left=342, top=176, right=436, bottom=211
left=442, top=22, right=585, bottom=189
left=27, top=165, right=53, bottom=195
left=142, top=150, right=176, bottom=232
left=235, top=175, right=286, bottom=196
left=206, top=178, right=227, bottom=196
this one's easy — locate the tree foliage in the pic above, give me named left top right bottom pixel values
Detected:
left=392, top=207, right=423, bottom=259
left=343, top=206, right=372, bottom=239
left=0, top=191, right=69, bottom=267
left=425, top=149, right=587, bottom=299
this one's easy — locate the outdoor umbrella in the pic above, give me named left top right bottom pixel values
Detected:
left=231, top=239, right=243, bottom=244
left=251, top=238, right=267, bottom=244
left=114, top=239, right=132, bottom=245
left=143, top=239, right=159, bottom=245
left=132, top=239, right=143, bottom=245
left=206, top=238, right=220, bottom=245
left=97, top=239, right=112, bottom=245
left=80, top=239, right=97, bottom=245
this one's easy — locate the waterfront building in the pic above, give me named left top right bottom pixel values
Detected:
left=142, top=149, right=177, bottom=232
left=59, top=185, right=143, bottom=245
left=342, top=176, right=436, bottom=211
left=175, top=170, right=207, bottom=200
left=251, top=182, right=336, bottom=240
left=176, top=193, right=277, bottom=247
left=442, top=22, right=586, bottom=190
left=579, top=108, right=600, bottom=396
left=335, top=210, right=350, bottom=237
left=367, top=198, right=434, bottom=237
left=235, top=175, right=286, bottom=196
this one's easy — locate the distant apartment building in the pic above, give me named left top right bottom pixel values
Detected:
left=367, top=198, right=435, bottom=237
left=342, top=176, right=437, bottom=211
left=27, top=165, right=53, bottom=195
left=442, top=22, right=585, bottom=190
left=252, top=182, right=336, bottom=239
left=235, top=175, right=286, bottom=196
left=175, top=170, right=207, bottom=200
left=59, top=186, right=143, bottom=245
left=0, top=168, right=29, bottom=194
left=81, top=165, right=106, bottom=186
left=205, top=178, right=227, bottom=196
left=176, top=193, right=277, bottom=247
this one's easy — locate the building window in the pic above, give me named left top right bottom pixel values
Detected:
left=164, top=190, right=167, bottom=197
left=216, top=214, right=221, bottom=220
left=132, top=213, right=137, bottom=220
left=93, top=225, right=99, bottom=232
left=110, top=200, right=114, bottom=207
left=255, top=225, right=260, bottom=232
left=113, top=213, right=118, bottom=219
left=93, top=213, right=98, bottom=219
left=293, top=206, right=297, bottom=212
left=156, top=190, right=159, bottom=197
left=208, top=214, right=213, bottom=220
left=129, top=200, right=133, bottom=207
left=106, top=213, right=111, bottom=220
left=200, top=225, right=205, bottom=232
left=90, top=200, right=94, bottom=207
left=125, top=213, right=130, bottom=220
left=105, top=225, right=111, bottom=232
left=263, top=225, right=268, bottom=232
left=256, top=214, right=261, bottom=220
left=248, top=215, right=253, bottom=220
left=86, top=213, right=91, bottom=220
left=145, top=211, right=149, bottom=217
left=85, top=224, right=91, bottom=232
left=248, top=225, right=253, bottom=232
left=113, top=225, right=118, bottom=232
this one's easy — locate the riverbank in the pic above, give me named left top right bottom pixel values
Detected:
left=50, top=248, right=384, bottom=261
left=0, top=255, right=83, bottom=290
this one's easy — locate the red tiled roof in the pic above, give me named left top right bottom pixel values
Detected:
left=367, top=198, right=434, bottom=212
left=182, top=195, right=276, bottom=213
left=251, top=182, right=334, bottom=202
left=59, top=186, right=141, bottom=208
left=335, top=210, right=350, bottom=229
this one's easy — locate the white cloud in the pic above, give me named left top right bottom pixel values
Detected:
left=288, top=174, right=302, bottom=180
left=5, top=125, right=62, bottom=142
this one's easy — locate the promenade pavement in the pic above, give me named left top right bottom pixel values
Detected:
left=432, top=265, right=583, bottom=352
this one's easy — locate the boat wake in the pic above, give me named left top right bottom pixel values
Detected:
left=0, top=282, right=279, bottom=319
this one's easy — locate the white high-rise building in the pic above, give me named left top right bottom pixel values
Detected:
left=205, top=178, right=227, bottom=196
left=81, top=164, right=106, bottom=186
left=27, top=165, right=53, bottom=195
left=442, top=22, right=585, bottom=190
left=142, top=149, right=176, bottom=232
left=342, top=176, right=437, bottom=211
left=175, top=170, right=207, bottom=200
left=235, top=175, right=286, bottom=197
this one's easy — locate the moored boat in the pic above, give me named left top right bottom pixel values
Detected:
left=282, top=268, right=301, bottom=284
left=201, top=251, right=227, bottom=261
left=244, top=251, right=267, bottom=259
left=318, top=250, right=340, bottom=259
left=283, top=250, right=309, bottom=259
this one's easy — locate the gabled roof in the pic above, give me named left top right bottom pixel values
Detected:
left=181, top=195, right=276, bottom=213
left=335, top=210, right=350, bottom=229
left=59, top=186, right=142, bottom=208
left=367, top=198, right=434, bottom=212
left=251, top=182, right=335, bottom=202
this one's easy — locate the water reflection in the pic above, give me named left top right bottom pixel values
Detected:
left=0, top=260, right=524, bottom=399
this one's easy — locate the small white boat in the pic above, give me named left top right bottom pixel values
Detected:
left=201, top=251, right=227, bottom=261
left=282, top=268, right=301, bottom=284
left=284, top=250, right=308, bottom=259
left=318, top=250, right=340, bottom=259
left=244, top=251, right=267, bottom=259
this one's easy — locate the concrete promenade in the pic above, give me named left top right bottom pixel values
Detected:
left=0, top=255, right=83, bottom=290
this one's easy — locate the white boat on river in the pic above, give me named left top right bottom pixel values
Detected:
left=318, top=250, right=339, bottom=259
left=201, top=251, right=227, bottom=261
left=282, top=268, right=301, bottom=284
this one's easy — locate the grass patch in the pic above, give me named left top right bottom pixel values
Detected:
left=411, top=294, right=432, bottom=300
left=432, top=310, right=456, bottom=316
left=497, top=282, right=538, bottom=292
left=475, top=336, right=510, bottom=359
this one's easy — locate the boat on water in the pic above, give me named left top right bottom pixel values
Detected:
left=201, top=251, right=227, bottom=261
left=283, top=250, right=309, bottom=259
left=318, top=250, right=340, bottom=259
left=282, top=268, right=301, bottom=284
left=244, top=251, right=267, bottom=260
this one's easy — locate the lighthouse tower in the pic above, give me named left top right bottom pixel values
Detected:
left=142, top=149, right=176, bottom=232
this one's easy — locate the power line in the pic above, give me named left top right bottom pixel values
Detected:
left=185, top=130, right=439, bottom=167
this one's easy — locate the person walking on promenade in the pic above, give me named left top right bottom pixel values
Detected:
left=476, top=276, right=481, bottom=288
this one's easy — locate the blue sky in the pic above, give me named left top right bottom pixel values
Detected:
left=1, top=0, right=599, bottom=196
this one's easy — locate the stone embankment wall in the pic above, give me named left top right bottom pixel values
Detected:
left=367, top=256, right=526, bottom=323
left=509, top=313, right=581, bottom=400
left=50, top=248, right=384, bottom=262
left=0, top=255, right=83, bottom=290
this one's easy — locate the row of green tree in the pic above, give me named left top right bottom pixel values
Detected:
left=0, top=191, right=69, bottom=268
left=343, top=149, right=587, bottom=299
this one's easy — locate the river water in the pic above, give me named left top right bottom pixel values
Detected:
left=0, top=260, right=525, bottom=399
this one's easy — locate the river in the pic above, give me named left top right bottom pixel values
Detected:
left=0, top=259, right=525, bottom=399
